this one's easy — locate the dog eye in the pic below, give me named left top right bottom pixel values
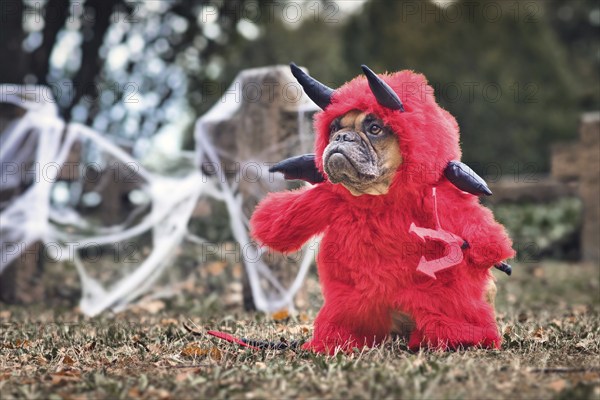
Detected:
left=368, top=124, right=382, bottom=135
left=330, top=121, right=339, bottom=135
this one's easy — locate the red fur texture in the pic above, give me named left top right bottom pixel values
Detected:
left=250, top=70, right=514, bottom=354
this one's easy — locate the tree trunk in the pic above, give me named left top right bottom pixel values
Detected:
left=0, top=104, right=45, bottom=304
left=0, top=0, right=26, bottom=84
left=0, top=243, right=45, bottom=304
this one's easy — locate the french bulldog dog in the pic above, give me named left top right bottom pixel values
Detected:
left=251, top=64, right=513, bottom=354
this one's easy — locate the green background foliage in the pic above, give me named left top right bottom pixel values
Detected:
left=233, top=0, right=598, bottom=174
left=3, top=0, right=597, bottom=173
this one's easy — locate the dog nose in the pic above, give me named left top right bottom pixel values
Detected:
left=335, top=132, right=355, bottom=142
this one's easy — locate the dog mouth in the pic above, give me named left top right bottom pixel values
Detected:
left=324, top=148, right=377, bottom=184
left=326, top=152, right=355, bottom=183
left=325, top=149, right=352, bottom=167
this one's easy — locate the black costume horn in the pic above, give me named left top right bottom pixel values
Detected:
left=361, top=65, right=405, bottom=112
left=290, top=63, right=334, bottom=110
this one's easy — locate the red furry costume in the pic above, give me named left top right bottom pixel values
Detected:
left=250, top=66, right=514, bottom=354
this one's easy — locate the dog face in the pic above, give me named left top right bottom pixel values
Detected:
left=323, top=110, right=402, bottom=196
left=290, top=64, right=462, bottom=193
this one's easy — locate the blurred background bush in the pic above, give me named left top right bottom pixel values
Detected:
left=2, top=0, right=597, bottom=169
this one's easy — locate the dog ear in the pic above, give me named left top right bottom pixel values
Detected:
left=444, top=161, right=492, bottom=196
left=269, top=154, right=326, bottom=184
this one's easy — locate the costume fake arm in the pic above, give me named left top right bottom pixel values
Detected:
left=456, top=201, right=514, bottom=269
left=434, top=187, right=515, bottom=270
left=250, top=184, right=335, bottom=253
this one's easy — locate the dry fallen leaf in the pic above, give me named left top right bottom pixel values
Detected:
left=575, top=339, right=593, bottom=349
left=578, top=372, right=600, bottom=383
left=277, top=325, right=311, bottom=336
left=84, top=341, right=96, bottom=351
left=572, top=304, right=588, bottom=315
left=149, top=344, right=163, bottom=353
left=175, top=372, right=191, bottom=383
left=62, top=355, right=75, bottom=365
left=34, top=355, right=48, bottom=365
left=232, top=263, right=243, bottom=279
left=181, top=344, right=222, bottom=361
left=299, top=313, right=310, bottom=323
left=15, top=339, right=31, bottom=348
left=151, top=388, right=170, bottom=399
left=532, top=327, right=548, bottom=343
left=548, top=379, right=567, bottom=392
left=128, top=387, right=143, bottom=398
left=209, top=347, right=222, bottom=361
left=549, top=319, right=563, bottom=328
left=175, top=368, right=201, bottom=383
left=495, top=381, right=513, bottom=391
left=207, top=261, right=226, bottom=276
left=136, top=300, right=166, bottom=314
left=272, top=309, right=290, bottom=321
left=160, top=318, right=178, bottom=326
left=181, top=343, right=208, bottom=358
left=533, top=267, right=545, bottom=278
left=225, top=282, right=243, bottom=307
left=50, top=369, right=81, bottom=386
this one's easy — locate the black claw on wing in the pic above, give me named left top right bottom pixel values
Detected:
left=269, top=154, right=326, bottom=184
left=494, top=261, right=512, bottom=276
left=444, top=161, right=492, bottom=196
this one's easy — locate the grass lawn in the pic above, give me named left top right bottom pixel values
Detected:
left=1, top=261, right=598, bottom=399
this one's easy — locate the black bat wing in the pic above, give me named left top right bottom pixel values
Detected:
left=444, top=160, right=492, bottom=196
left=269, top=154, right=326, bottom=184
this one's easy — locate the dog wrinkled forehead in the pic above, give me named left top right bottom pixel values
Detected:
left=330, top=110, right=373, bottom=132
left=291, top=63, right=461, bottom=185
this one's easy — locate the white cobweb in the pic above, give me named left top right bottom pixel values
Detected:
left=0, top=81, right=319, bottom=316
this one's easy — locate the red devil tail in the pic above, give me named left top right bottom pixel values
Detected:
left=207, top=330, right=302, bottom=351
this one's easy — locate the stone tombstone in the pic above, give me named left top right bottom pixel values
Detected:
left=491, top=111, right=599, bottom=264
left=197, top=65, right=318, bottom=310
left=551, top=141, right=581, bottom=182
left=202, top=66, right=315, bottom=209
left=579, top=112, right=600, bottom=263
left=550, top=112, right=599, bottom=262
